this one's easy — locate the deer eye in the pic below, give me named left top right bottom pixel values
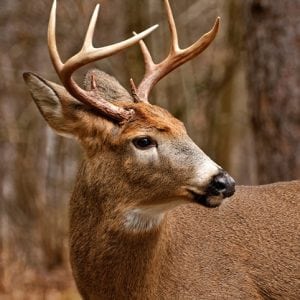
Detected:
left=132, top=136, right=157, bottom=150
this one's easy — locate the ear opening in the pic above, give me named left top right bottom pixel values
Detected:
left=23, top=72, right=80, bottom=138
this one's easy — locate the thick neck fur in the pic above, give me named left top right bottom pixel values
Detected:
left=69, top=160, right=170, bottom=298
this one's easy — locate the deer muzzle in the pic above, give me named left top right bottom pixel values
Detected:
left=189, top=170, right=235, bottom=208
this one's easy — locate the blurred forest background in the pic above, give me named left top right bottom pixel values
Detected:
left=0, top=0, right=299, bottom=298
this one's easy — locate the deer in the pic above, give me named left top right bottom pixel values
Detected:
left=23, top=0, right=300, bottom=299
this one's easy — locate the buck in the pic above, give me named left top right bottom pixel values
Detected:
left=23, top=0, right=300, bottom=299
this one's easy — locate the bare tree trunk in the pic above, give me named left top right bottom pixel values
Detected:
left=245, top=0, right=300, bottom=183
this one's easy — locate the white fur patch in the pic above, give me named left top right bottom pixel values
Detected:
left=124, top=208, right=164, bottom=232
left=124, top=201, right=183, bottom=232
left=134, top=146, right=159, bottom=165
left=193, top=155, right=220, bottom=187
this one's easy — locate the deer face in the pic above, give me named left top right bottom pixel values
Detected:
left=117, top=103, right=235, bottom=208
left=24, top=71, right=235, bottom=221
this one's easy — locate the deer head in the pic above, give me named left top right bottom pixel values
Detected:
left=23, top=0, right=235, bottom=232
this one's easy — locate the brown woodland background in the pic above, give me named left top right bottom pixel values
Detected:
left=0, top=0, right=299, bottom=298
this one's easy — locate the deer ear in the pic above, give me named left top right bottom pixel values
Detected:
left=84, top=69, right=134, bottom=103
left=23, top=72, right=81, bottom=138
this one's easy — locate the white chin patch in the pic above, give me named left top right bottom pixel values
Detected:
left=123, top=201, right=183, bottom=232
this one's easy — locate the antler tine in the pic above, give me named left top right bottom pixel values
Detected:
left=48, top=0, right=159, bottom=122
left=164, top=0, right=179, bottom=53
left=133, top=31, right=155, bottom=74
left=135, top=0, right=220, bottom=103
left=82, top=4, right=100, bottom=50
left=48, top=0, right=63, bottom=74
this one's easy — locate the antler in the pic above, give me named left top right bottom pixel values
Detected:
left=48, top=0, right=158, bottom=122
left=132, top=0, right=220, bottom=103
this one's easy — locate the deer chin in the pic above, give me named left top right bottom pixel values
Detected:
left=187, top=189, right=226, bottom=208
left=191, top=192, right=224, bottom=208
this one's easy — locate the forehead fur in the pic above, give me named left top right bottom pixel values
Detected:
left=122, top=102, right=186, bottom=136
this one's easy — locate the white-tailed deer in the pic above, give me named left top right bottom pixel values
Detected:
left=23, top=0, right=300, bottom=299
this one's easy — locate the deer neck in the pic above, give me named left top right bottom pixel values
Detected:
left=72, top=157, right=181, bottom=232
left=70, top=162, right=172, bottom=238
left=69, top=162, right=172, bottom=294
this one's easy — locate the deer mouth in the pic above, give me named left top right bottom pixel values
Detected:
left=188, top=190, right=224, bottom=208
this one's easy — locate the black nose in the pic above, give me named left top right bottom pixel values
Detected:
left=207, top=171, right=235, bottom=198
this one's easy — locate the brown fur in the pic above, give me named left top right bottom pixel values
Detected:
left=23, top=70, right=300, bottom=299
left=70, top=179, right=300, bottom=299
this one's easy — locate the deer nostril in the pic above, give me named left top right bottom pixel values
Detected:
left=213, top=179, right=227, bottom=192
left=208, top=172, right=235, bottom=198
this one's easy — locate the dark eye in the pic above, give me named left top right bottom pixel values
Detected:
left=132, top=136, right=157, bottom=150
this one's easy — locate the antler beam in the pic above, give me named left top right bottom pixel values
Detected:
left=48, top=0, right=158, bottom=122
left=132, top=0, right=220, bottom=103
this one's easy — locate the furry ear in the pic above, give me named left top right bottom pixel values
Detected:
left=84, top=69, right=134, bottom=103
left=23, top=72, right=82, bottom=138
